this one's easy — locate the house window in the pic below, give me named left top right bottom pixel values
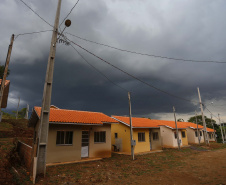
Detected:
left=153, top=132, right=159, bottom=140
left=200, top=131, right=202, bottom=136
left=56, top=131, right=73, bottom=145
left=94, top=131, right=106, bottom=143
left=174, top=131, right=178, bottom=139
left=138, top=132, right=145, bottom=142
left=115, top=133, right=118, bottom=139
left=195, top=131, right=198, bottom=137
left=182, top=131, right=186, bottom=138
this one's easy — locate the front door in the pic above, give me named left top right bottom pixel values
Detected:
left=81, top=131, right=89, bottom=158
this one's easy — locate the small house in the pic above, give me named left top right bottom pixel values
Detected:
left=111, top=116, right=162, bottom=154
left=180, top=122, right=205, bottom=144
left=206, top=128, right=216, bottom=142
left=152, top=120, right=189, bottom=148
left=29, top=106, right=118, bottom=164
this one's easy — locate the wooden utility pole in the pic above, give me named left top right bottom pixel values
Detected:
left=195, top=111, right=200, bottom=144
left=210, top=114, right=216, bottom=141
left=36, top=0, right=62, bottom=176
left=25, top=104, right=29, bottom=119
left=16, top=97, right=20, bottom=119
left=173, top=106, right=180, bottom=150
left=0, top=34, right=14, bottom=122
left=218, top=114, right=225, bottom=143
left=197, top=87, right=209, bottom=145
left=128, top=92, right=135, bottom=160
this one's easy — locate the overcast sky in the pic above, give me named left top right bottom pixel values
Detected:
left=1, top=0, right=226, bottom=122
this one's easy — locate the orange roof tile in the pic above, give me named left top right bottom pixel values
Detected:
left=112, top=116, right=160, bottom=128
left=178, top=122, right=204, bottom=129
left=206, top=127, right=215, bottom=132
left=0, top=79, right=10, bottom=87
left=34, top=107, right=118, bottom=124
left=150, top=119, right=187, bottom=129
left=112, top=116, right=215, bottom=132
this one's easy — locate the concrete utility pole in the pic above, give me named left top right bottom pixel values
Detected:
left=173, top=106, right=180, bottom=150
left=25, top=104, right=29, bottom=119
left=16, top=97, right=20, bottom=119
left=210, top=114, right=216, bottom=141
left=197, top=87, right=209, bottom=145
left=223, top=122, right=226, bottom=140
left=195, top=111, right=200, bottom=144
left=36, top=0, right=62, bottom=176
left=0, top=34, right=14, bottom=122
left=218, top=114, right=225, bottom=143
left=128, top=92, right=135, bottom=160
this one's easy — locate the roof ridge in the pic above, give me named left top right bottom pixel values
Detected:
left=35, top=106, right=106, bottom=114
left=112, top=115, right=151, bottom=119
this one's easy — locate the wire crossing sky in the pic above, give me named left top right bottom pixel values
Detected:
left=1, top=0, right=226, bottom=122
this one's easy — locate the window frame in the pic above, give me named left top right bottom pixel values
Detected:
left=56, top=131, right=73, bottom=146
left=94, top=131, right=106, bottom=143
left=152, top=132, right=159, bottom=141
left=138, top=132, right=145, bottom=142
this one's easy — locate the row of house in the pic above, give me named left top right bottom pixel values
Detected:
left=29, top=106, right=215, bottom=164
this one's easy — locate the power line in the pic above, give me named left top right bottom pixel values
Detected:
left=15, top=30, right=53, bottom=40
left=17, top=0, right=53, bottom=28
left=59, top=0, right=80, bottom=27
left=66, top=38, right=198, bottom=104
left=66, top=32, right=226, bottom=64
left=204, top=106, right=219, bottom=120
left=69, top=43, right=128, bottom=92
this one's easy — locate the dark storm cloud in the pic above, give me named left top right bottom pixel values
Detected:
left=1, top=0, right=226, bottom=120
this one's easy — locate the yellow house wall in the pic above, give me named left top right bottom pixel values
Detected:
left=111, top=123, right=131, bottom=153
left=133, top=128, right=150, bottom=153
left=111, top=123, right=162, bottom=153
left=181, top=129, right=188, bottom=146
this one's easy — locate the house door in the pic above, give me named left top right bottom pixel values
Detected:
left=149, top=129, right=152, bottom=150
left=81, top=131, right=89, bottom=158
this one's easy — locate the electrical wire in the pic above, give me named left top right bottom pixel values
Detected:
left=204, top=106, right=219, bottom=120
left=59, top=0, right=80, bottom=27
left=15, top=30, right=53, bottom=40
left=66, top=32, right=226, bottom=64
left=66, top=37, right=199, bottom=104
left=17, top=0, right=53, bottom=28
left=69, top=44, right=128, bottom=92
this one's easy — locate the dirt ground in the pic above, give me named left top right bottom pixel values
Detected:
left=0, top=119, right=226, bottom=185
left=35, top=143, right=226, bottom=185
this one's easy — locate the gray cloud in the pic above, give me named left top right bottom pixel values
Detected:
left=1, top=0, right=226, bottom=121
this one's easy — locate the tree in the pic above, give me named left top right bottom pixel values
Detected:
left=187, top=115, right=216, bottom=128
left=177, top=118, right=184, bottom=122
left=12, top=108, right=27, bottom=119
left=0, top=65, right=10, bottom=79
